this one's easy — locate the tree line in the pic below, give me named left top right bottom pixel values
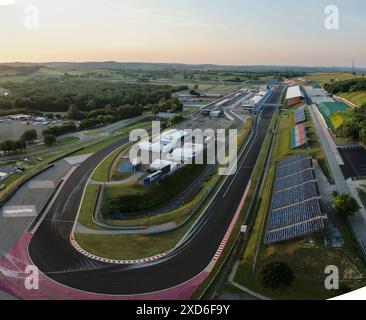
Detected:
left=324, top=79, right=366, bottom=97
left=0, top=129, right=37, bottom=153
left=0, top=78, right=179, bottom=112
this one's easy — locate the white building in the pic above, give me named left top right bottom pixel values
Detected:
left=0, top=172, right=8, bottom=181
left=286, top=85, right=303, bottom=100
left=9, top=114, right=32, bottom=121
left=168, top=143, right=204, bottom=163
left=155, top=129, right=188, bottom=145
left=242, top=90, right=269, bottom=113
left=151, top=141, right=176, bottom=154
left=286, top=85, right=304, bottom=106
left=138, top=129, right=188, bottom=155
left=137, top=141, right=151, bottom=152
left=138, top=140, right=175, bottom=154
left=150, top=159, right=178, bottom=173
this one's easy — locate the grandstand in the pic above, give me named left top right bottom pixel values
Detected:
left=295, top=106, right=306, bottom=124
left=264, top=155, right=326, bottom=245
left=272, top=182, right=318, bottom=210
left=277, top=154, right=309, bottom=167
left=268, top=199, right=322, bottom=231
left=291, top=124, right=307, bottom=149
left=275, top=169, right=315, bottom=192
left=277, top=156, right=312, bottom=178
left=265, top=219, right=324, bottom=245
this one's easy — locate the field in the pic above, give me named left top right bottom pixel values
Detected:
left=338, top=91, right=366, bottom=108
left=303, top=73, right=363, bottom=85
left=328, top=109, right=354, bottom=132
left=317, top=102, right=350, bottom=133
left=75, top=222, right=191, bottom=260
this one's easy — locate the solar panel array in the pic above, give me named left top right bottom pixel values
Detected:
left=265, top=155, right=325, bottom=245
left=295, top=107, right=306, bottom=124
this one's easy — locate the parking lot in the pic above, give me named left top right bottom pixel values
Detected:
left=0, top=117, right=47, bottom=141
left=177, top=114, right=232, bottom=132
left=339, top=146, right=366, bottom=179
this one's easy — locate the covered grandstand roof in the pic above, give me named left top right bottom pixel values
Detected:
left=286, top=85, right=304, bottom=100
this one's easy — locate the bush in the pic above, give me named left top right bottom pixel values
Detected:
left=260, top=262, right=295, bottom=290
left=42, top=124, right=77, bottom=137
left=44, top=134, right=56, bottom=146
left=333, top=194, right=360, bottom=217
left=0, top=139, right=26, bottom=153
left=21, top=129, right=37, bottom=142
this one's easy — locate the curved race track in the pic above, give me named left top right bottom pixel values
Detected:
left=28, top=97, right=279, bottom=295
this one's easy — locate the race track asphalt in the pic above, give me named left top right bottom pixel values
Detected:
left=28, top=101, right=278, bottom=295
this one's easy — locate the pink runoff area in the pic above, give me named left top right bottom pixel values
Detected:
left=0, top=233, right=209, bottom=300
left=0, top=178, right=251, bottom=300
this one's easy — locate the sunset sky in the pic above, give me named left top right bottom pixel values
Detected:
left=1, top=0, right=365, bottom=67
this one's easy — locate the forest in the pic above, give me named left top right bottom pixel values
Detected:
left=0, top=78, right=184, bottom=112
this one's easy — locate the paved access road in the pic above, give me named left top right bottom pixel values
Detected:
left=28, top=101, right=277, bottom=295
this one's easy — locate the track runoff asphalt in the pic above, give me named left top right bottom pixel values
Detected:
left=28, top=93, right=279, bottom=295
